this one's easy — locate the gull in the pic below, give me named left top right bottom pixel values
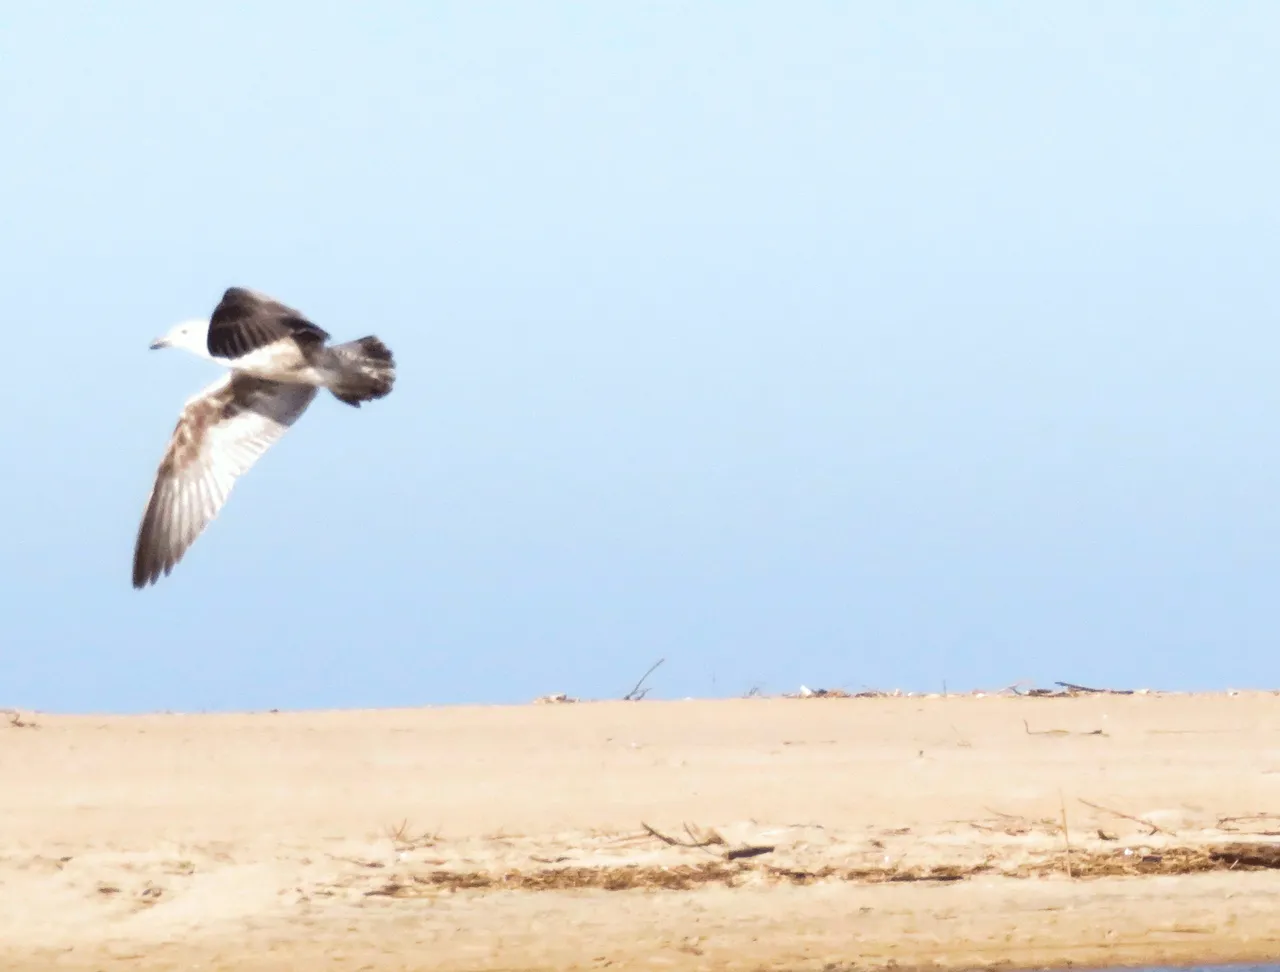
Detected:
left=132, top=287, right=396, bottom=589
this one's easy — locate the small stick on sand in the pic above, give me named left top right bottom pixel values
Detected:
left=1218, top=813, right=1280, bottom=823
left=984, top=806, right=1026, bottom=821
left=1024, top=719, right=1105, bottom=737
left=1055, top=681, right=1135, bottom=696
left=1078, top=798, right=1173, bottom=836
left=640, top=821, right=723, bottom=849
left=1059, top=791, right=1073, bottom=879
left=1218, top=812, right=1280, bottom=833
left=624, top=659, right=665, bottom=701
left=1024, top=720, right=1070, bottom=736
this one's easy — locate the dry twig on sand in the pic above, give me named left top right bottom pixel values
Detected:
left=623, top=659, right=665, bottom=701
left=1007, top=683, right=1062, bottom=697
left=1056, top=681, right=1135, bottom=696
left=1079, top=798, right=1173, bottom=837
left=1218, top=813, right=1280, bottom=836
left=641, top=822, right=775, bottom=862
left=385, top=820, right=440, bottom=850
left=1059, top=791, right=1073, bottom=879
left=641, top=821, right=725, bottom=849
left=975, top=807, right=1061, bottom=836
left=1023, top=719, right=1106, bottom=737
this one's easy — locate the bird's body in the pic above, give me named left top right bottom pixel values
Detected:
left=132, top=287, right=396, bottom=589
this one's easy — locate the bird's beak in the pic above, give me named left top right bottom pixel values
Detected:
left=149, top=338, right=168, bottom=350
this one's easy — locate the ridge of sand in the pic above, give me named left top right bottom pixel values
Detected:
left=2, top=692, right=1278, bottom=970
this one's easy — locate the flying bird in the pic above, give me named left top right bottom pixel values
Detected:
left=132, top=287, right=396, bottom=589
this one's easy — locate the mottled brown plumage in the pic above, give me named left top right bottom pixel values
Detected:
left=134, top=287, right=396, bottom=589
left=132, top=375, right=317, bottom=588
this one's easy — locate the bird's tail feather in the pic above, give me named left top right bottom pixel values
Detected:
left=325, top=336, right=396, bottom=407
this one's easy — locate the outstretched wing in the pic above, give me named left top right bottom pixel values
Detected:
left=206, top=287, right=330, bottom=359
left=132, top=373, right=318, bottom=588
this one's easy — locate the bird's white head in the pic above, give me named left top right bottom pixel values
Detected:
left=150, top=319, right=212, bottom=358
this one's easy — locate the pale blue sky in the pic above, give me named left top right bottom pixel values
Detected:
left=4, top=3, right=1280, bottom=713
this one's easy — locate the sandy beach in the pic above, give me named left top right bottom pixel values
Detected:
left=2, top=691, right=1278, bottom=970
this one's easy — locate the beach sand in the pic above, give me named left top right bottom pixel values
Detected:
left=2, top=691, right=1278, bottom=970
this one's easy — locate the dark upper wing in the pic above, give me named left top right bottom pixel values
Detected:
left=206, top=287, right=331, bottom=359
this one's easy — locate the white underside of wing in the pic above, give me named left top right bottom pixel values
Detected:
left=133, top=373, right=318, bottom=587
